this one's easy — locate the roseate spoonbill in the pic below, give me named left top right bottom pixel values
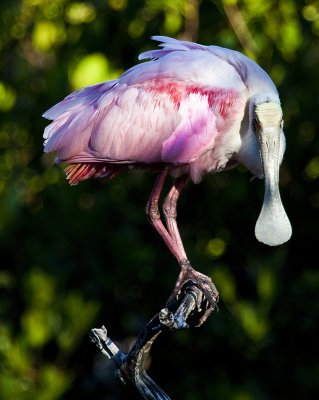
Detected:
left=43, top=36, right=292, bottom=308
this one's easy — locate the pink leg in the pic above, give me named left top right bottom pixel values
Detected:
left=146, top=170, right=219, bottom=319
left=162, top=175, right=188, bottom=261
left=161, top=176, right=215, bottom=305
left=145, top=169, right=183, bottom=262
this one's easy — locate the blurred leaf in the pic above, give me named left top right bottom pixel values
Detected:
left=0, top=82, right=16, bottom=112
left=211, top=266, right=237, bottom=303
left=65, top=2, right=96, bottom=25
left=257, top=266, right=277, bottom=302
left=69, top=53, right=121, bottom=89
left=21, top=309, right=57, bottom=347
left=57, top=292, right=100, bottom=351
left=206, top=237, right=227, bottom=258
left=24, top=269, right=56, bottom=307
left=236, top=301, right=269, bottom=341
left=32, top=21, right=65, bottom=52
left=305, top=157, right=319, bottom=179
left=36, top=365, right=72, bottom=400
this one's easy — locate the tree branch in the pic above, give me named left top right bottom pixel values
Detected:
left=222, top=1, right=257, bottom=58
left=90, top=279, right=219, bottom=399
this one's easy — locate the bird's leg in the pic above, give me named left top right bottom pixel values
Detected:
left=146, top=171, right=218, bottom=323
left=161, top=177, right=219, bottom=316
left=162, top=175, right=188, bottom=260
left=145, top=168, right=183, bottom=261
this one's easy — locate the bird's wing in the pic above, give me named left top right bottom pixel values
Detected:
left=43, top=37, right=247, bottom=166
left=43, top=80, right=244, bottom=165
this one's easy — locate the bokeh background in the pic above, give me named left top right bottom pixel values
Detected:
left=1, top=0, right=319, bottom=399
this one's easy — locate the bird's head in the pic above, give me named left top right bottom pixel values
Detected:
left=253, top=99, right=292, bottom=246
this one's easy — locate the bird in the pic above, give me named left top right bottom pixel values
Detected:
left=43, top=36, right=292, bottom=312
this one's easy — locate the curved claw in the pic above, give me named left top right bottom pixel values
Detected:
left=167, top=261, right=219, bottom=321
left=163, top=278, right=218, bottom=328
left=160, top=283, right=199, bottom=330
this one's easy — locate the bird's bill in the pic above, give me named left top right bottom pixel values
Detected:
left=254, top=102, right=292, bottom=246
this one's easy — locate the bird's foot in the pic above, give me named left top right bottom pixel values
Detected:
left=166, top=260, right=219, bottom=327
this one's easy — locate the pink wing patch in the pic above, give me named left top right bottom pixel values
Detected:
left=162, top=106, right=217, bottom=163
left=144, top=82, right=240, bottom=164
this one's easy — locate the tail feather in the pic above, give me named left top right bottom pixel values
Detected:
left=65, top=163, right=124, bottom=185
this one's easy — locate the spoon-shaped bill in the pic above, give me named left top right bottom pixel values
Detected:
left=254, top=102, right=292, bottom=246
left=255, top=188, right=292, bottom=246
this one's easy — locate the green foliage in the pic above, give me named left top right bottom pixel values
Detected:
left=0, top=1, right=318, bottom=399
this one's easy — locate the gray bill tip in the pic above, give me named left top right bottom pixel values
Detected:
left=255, top=198, right=292, bottom=246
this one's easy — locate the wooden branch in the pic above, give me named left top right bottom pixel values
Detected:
left=222, top=1, right=257, bottom=57
left=183, top=0, right=200, bottom=42
left=90, top=279, right=219, bottom=400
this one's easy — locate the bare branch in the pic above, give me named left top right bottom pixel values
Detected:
left=90, top=279, right=219, bottom=399
left=181, top=0, right=200, bottom=42
left=222, top=1, right=257, bottom=57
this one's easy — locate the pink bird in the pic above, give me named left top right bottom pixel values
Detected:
left=43, top=36, right=292, bottom=308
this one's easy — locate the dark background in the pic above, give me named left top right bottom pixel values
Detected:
left=1, top=1, right=318, bottom=399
